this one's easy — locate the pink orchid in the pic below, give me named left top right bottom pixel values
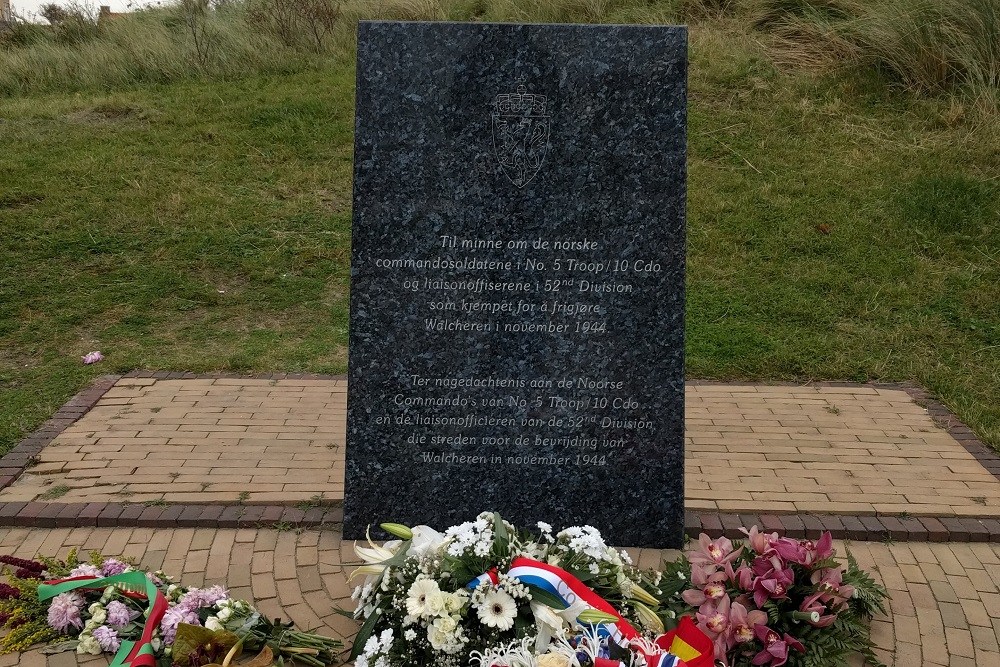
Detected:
left=689, top=534, right=743, bottom=569
left=811, top=567, right=855, bottom=606
left=730, top=562, right=755, bottom=591
left=696, top=595, right=732, bottom=661
left=772, top=538, right=807, bottom=564
left=729, top=601, right=768, bottom=645
left=799, top=591, right=838, bottom=628
left=741, top=526, right=779, bottom=555
left=682, top=580, right=728, bottom=606
left=774, top=532, right=835, bottom=567
left=814, top=531, right=834, bottom=560
left=691, top=563, right=725, bottom=587
left=750, top=563, right=794, bottom=608
left=751, top=625, right=805, bottom=666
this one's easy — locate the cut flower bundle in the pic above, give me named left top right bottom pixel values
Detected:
left=0, top=549, right=342, bottom=666
left=349, top=513, right=889, bottom=667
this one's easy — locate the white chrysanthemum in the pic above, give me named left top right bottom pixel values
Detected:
left=406, top=578, right=440, bottom=618
left=476, top=588, right=517, bottom=631
left=444, top=590, right=468, bottom=614
left=427, top=591, right=450, bottom=617
left=427, top=615, right=465, bottom=654
left=404, top=628, right=417, bottom=641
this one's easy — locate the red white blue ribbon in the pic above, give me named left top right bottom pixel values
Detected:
left=595, top=657, right=683, bottom=667
left=468, top=557, right=639, bottom=645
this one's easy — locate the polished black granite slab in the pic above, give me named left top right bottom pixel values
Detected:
left=345, top=21, right=687, bottom=547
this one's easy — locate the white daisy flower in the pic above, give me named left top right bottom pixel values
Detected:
left=476, top=588, right=517, bottom=631
left=406, top=578, right=440, bottom=618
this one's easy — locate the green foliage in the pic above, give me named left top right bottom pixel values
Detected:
left=842, top=550, right=890, bottom=619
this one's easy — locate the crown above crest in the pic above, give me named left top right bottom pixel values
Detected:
left=494, top=84, right=547, bottom=116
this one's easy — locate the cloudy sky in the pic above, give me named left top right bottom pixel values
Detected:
left=11, top=1, right=160, bottom=19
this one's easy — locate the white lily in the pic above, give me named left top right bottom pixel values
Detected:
left=408, top=525, right=445, bottom=557
left=632, top=601, right=665, bottom=634
left=349, top=527, right=400, bottom=582
left=529, top=600, right=567, bottom=654
left=629, top=583, right=660, bottom=606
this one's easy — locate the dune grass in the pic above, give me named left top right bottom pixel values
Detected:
left=0, top=2, right=998, bottom=455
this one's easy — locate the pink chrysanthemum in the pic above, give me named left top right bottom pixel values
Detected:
left=47, top=592, right=85, bottom=633
left=178, top=585, right=228, bottom=611
left=68, top=563, right=102, bottom=578
left=106, top=600, right=138, bottom=628
left=101, top=559, right=128, bottom=576
left=93, top=625, right=121, bottom=652
left=160, top=605, right=200, bottom=644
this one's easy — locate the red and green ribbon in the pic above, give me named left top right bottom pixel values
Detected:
left=38, top=571, right=168, bottom=667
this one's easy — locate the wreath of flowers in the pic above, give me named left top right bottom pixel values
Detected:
left=349, top=513, right=889, bottom=667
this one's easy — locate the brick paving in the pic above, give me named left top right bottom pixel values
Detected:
left=4, top=378, right=1000, bottom=519
left=1, top=378, right=346, bottom=506
left=3, top=375, right=1000, bottom=665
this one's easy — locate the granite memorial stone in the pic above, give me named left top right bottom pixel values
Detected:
left=345, top=21, right=687, bottom=547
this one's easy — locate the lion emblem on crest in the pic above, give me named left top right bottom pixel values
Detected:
left=491, top=84, right=550, bottom=188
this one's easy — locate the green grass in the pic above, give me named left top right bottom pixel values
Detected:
left=0, top=5, right=998, bottom=455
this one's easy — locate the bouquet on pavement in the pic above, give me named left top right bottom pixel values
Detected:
left=0, top=549, right=342, bottom=666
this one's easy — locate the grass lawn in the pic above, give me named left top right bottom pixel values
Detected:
left=1, top=18, right=997, bottom=455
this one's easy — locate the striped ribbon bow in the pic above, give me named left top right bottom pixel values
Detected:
left=467, top=557, right=713, bottom=667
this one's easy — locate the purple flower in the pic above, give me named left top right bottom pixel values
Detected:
left=101, top=559, right=128, bottom=577
left=47, top=592, right=85, bottom=633
left=178, top=585, right=228, bottom=611
left=93, top=625, right=121, bottom=652
left=82, top=351, right=103, bottom=365
left=160, top=605, right=200, bottom=644
left=0, top=584, right=20, bottom=600
left=106, top=601, right=138, bottom=629
left=68, top=563, right=102, bottom=578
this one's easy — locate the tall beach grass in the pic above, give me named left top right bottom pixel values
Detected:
left=0, top=0, right=997, bottom=106
left=753, top=0, right=1000, bottom=107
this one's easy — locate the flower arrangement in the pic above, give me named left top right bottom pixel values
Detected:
left=675, top=527, right=888, bottom=667
left=349, top=512, right=712, bottom=667
left=0, top=549, right=342, bottom=666
left=349, top=513, right=888, bottom=667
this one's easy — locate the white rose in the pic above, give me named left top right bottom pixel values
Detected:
left=77, top=635, right=102, bottom=655
left=217, top=607, right=232, bottom=621
left=90, top=609, right=107, bottom=625
left=205, top=617, right=223, bottom=632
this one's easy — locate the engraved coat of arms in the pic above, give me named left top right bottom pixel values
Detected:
left=491, top=84, right=550, bottom=188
